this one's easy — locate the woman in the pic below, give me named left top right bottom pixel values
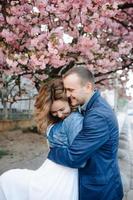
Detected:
left=0, top=78, right=83, bottom=200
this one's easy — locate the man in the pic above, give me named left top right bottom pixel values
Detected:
left=48, top=66, right=123, bottom=200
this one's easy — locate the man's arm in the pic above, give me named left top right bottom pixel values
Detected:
left=48, top=111, right=110, bottom=168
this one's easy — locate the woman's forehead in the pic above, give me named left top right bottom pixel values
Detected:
left=51, top=100, right=68, bottom=111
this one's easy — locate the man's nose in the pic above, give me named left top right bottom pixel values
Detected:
left=66, top=90, right=71, bottom=97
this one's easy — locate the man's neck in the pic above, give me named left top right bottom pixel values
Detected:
left=80, top=91, right=95, bottom=112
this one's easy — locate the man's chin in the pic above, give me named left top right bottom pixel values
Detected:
left=70, top=101, right=78, bottom=107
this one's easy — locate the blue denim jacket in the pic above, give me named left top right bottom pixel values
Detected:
left=47, top=112, right=83, bottom=148
left=48, top=90, right=124, bottom=200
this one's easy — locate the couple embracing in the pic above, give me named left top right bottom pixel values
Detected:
left=0, top=66, right=123, bottom=200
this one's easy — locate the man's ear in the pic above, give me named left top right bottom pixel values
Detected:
left=86, top=82, right=93, bottom=91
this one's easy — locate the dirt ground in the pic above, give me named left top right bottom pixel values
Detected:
left=0, top=129, right=49, bottom=174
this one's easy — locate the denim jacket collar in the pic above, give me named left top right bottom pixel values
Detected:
left=78, top=90, right=100, bottom=114
left=86, top=90, right=100, bottom=110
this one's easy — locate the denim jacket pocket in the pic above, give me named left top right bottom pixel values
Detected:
left=81, top=174, right=108, bottom=187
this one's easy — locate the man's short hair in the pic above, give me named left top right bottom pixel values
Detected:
left=63, top=65, right=95, bottom=86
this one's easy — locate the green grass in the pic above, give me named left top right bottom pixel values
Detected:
left=0, top=149, right=9, bottom=159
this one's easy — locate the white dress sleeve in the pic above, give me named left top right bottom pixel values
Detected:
left=45, top=124, right=55, bottom=148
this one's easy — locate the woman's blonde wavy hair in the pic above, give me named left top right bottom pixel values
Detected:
left=34, top=78, right=68, bottom=134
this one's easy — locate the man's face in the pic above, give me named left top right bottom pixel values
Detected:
left=63, top=74, right=93, bottom=107
left=50, top=100, right=71, bottom=120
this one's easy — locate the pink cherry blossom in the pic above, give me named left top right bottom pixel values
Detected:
left=0, top=0, right=132, bottom=92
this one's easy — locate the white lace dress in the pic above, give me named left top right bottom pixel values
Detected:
left=0, top=112, right=83, bottom=200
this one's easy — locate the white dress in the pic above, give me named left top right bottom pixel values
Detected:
left=0, top=112, right=83, bottom=200
left=0, top=159, right=78, bottom=200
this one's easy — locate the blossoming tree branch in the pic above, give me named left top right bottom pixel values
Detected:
left=0, top=0, right=133, bottom=93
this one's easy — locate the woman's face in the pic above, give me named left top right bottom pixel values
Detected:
left=50, top=100, right=71, bottom=120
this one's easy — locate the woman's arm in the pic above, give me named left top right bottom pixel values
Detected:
left=48, top=111, right=109, bottom=168
left=47, top=121, right=68, bottom=148
left=47, top=112, right=83, bottom=148
left=61, top=112, right=83, bottom=145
